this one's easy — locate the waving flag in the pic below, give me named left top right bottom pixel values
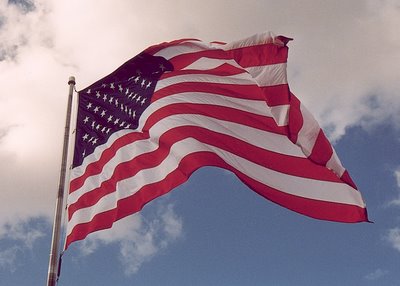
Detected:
left=65, top=32, right=368, bottom=249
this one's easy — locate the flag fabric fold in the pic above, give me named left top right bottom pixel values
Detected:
left=65, top=32, right=368, bottom=249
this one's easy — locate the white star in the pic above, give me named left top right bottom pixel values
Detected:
left=136, top=96, right=141, bottom=103
left=114, top=118, right=120, bottom=125
left=93, top=106, right=100, bottom=113
left=96, top=124, right=101, bottom=130
left=118, top=85, right=123, bottom=92
left=109, top=97, right=114, bottom=104
left=83, top=116, right=89, bottom=124
left=132, top=93, right=137, bottom=100
left=141, top=98, right=146, bottom=105
left=141, top=79, right=146, bottom=88
left=100, top=110, right=106, bottom=117
left=132, top=110, right=136, bottom=119
left=110, top=83, right=115, bottom=89
left=96, top=91, right=101, bottom=98
left=106, top=128, right=111, bottom=134
left=91, top=121, right=96, bottom=129
left=92, top=138, right=98, bottom=145
left=82, top=134, right=89, bottom=141
left=86, top=102, right=92, bottom=110
left=103, top=94, right=108, bottom=102
left=125, top=124, right=131, bottom=129
left=125, top=88, right=130, bottom=95
left=119, top=121, right=125, bottom=127
left=107, top=115, right=113, bottom=122
left=146, top=81, right=152, bottom=89
left=102, top=83, right=107, bottom=88
left=86, top=89, right=91, bottom=94
left=134, top=76, right=140, bottom=83
left=115, top=99, right=119, bottom=107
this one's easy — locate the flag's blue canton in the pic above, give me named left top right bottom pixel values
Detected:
left=73, top=53, right=173, bottom=167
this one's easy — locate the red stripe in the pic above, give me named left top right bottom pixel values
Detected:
left=261, top=85, right=291, bottom=106
left=143, top=102, right=284, bottom=134
left=288, top=94, right=303, bottom=145
left=154, top=82, right=264, bottom=102
left=237, top=167, right=368, bottom=223
left=225, top=43, right=288, bottom=68
left=309, top=129, right=333, bottom=166
left=169, top=43, right=288, bottom=70
left=144, top=38, right=201, bottom=55
left=340, top=170, right=358, bottom=190
left=160, top=62, right=246, bottom=80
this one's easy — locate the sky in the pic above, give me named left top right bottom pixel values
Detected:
left=0, top=0, right=400, bottom=285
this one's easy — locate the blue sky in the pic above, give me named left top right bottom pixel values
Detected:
left=1, top=1, right=400, bottom=285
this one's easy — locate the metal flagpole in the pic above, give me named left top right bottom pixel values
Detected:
left=46, top=76, right=76, bottom=286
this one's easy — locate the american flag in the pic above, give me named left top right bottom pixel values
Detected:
left=65, top=32, right=368, bottom=249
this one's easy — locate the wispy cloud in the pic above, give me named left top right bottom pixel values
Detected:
left=0, top=218, right=46, bottom=272
left=0, top=219, right=45, bottom=248
left=0, top=246, right=20, bottom=272
left=76, top=203, right=183, bottom=275
left=384, top=167, right=400, bottom=253
left=364, top=268, right=389, bottom=281
left=388, top=168, right=400, bottom=206
left=386, top=227, right=400, bottom=253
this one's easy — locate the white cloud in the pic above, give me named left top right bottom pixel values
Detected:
left=282, top=0, right=400, bottom=140
left=75, top=204, right=183, bottom=275
left=364, top=268, right=389, bottom=281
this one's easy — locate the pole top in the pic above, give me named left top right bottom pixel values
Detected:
left=68, top=76, right=76, bottom=86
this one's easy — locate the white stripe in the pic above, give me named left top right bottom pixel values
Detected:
left=155, top=73, right=254, bottom=93
left=245, top=63, right=287, bottom=87
left=67, top=136, right=365, bottom=236
left=148, top=92, right=274, bottom=118
left=221, top=31, right=277, bottom=50
left=182, top=58, right=242, bottom=71
left=296, top=103, right=320, bottom=157
left=326, top=149, right=345, bottom=177
left=153, top=40, right=213, bottom=60
left=68, top=112, right=305, bottom=205
left=180, top=58, right=287, bottom=87
left=154, top=32, right=279, bottom=61
left=270, top=105, right=289, bottom=126
left=296, top=103, right=347, bottom=177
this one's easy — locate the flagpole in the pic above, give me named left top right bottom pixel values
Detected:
left=46, top=76, right=76, bottom=286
